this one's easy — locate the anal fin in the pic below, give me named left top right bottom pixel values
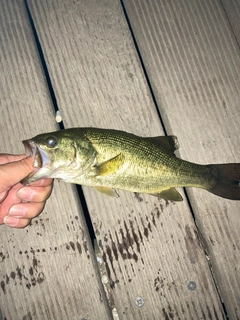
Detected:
left=151, top=188, right=183, bottom=202
left=93, top=186, right=119, bottom=198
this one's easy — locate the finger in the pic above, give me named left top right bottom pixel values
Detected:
left=27, top=178, right=53, bottom=187
left=8, top=201, right=46, bottom=219
left=3, top=216, right=32, bottom=228
left=17, top=183, right=53, bottom=203
left=0, top=154, right=27, bottom=165
left=0, top=157, right=33, bottom=193
left=0, top=191, right=8, bottom=203
left=0, top=184, right=22, bottom=224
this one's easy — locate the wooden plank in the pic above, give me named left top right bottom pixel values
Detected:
left=27, top=0, right=226, bottom=318
left=221, top=0, right=240, bottom=45
left=121, top=0, right=240, bottom=319
left=0, top=1, right=111, bottom=319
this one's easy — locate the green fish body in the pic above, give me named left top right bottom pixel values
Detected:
left=22, top=128, right=240, bottom=201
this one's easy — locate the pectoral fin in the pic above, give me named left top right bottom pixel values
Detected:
left=152, top=188, right=183, bottom=201
left=97, top=154, right=125, bottom=176
left=93, top=186, right=119, bottom=197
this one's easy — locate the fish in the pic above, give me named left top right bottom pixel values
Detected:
left=21, top=127, right=240, bottom=201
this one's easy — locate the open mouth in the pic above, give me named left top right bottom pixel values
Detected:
left=22, top=140, right=43, bottom=168
left=21, top=139, right=52, bottom=185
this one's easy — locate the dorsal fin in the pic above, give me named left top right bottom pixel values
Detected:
left=143, top=135, right=179, bottom=153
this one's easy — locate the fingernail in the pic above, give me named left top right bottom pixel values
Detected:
left=17, top=187, right=35, bottom=201
left=4, top=215, right=19, bottom=227
left=9, top=205, right=27, bottom=217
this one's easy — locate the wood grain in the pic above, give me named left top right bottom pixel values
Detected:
left=221, top=0, right=240, bottom=45
left=0, top=1, right=111, bottom=319
left=122, top=0, right=240, bottom=319
left=27, top=0, right=227, bottom=318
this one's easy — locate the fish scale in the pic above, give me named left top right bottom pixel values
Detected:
left=84, top=128, right=213, bottom=188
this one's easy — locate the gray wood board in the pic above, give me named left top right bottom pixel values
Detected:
left=122, top=0, right=240, bottom=319
left=0, top=1, right=111, bottom=319
left=27, top=0, right=227, bottom=318
left=221, top=0, right=240, bottom=45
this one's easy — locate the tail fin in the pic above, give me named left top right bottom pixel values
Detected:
left=208, top=164, right=240, bottom=200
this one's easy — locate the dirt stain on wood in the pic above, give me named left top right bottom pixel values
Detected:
left=98, top=202, right=167, bottom=287
left=0, top=247, right=46, bottom=294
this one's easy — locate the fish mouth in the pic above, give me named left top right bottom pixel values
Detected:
left=22, top=140, right=43, bottom=168
left=21, top=139, right=51, bottom=185
left=23, top=140, right=51, bottom=168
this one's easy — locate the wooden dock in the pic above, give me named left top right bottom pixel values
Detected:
left=0, top=0, right=240, bottom=319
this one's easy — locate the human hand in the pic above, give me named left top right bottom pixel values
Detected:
left=0, top=154, right=53, bottom=228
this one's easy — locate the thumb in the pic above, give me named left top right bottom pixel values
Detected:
left=0, top=157, right=33, bottom=193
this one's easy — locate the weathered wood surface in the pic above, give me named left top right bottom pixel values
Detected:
left=0, top=1, right=111, bottom=319
left=221, top=0, right=240, bottom=45
left=122, top=0, right=240, bottom=319
left=25, top=0, right=240, bottom=319
left=1, top=0, right=239, bottom=319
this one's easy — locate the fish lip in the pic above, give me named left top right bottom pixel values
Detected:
left=22, top=140, right=43, bottom=168
left=21, top=140, right=53, bottom=185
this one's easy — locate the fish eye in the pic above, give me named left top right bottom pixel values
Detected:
left=45, top=136, right=58, bottom=148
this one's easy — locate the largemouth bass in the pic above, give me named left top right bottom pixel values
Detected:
left=21, top=128, right=240, bottom=201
